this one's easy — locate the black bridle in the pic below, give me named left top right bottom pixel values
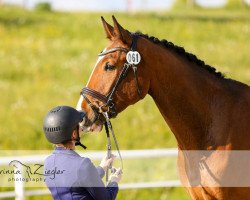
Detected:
left=80, top=33, right=142, bottom=123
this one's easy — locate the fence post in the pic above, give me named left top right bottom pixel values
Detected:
left=126, top=0, right=132, bottom=14
left=240, top=0, right=246, bottom=6
left=187, top=0, right=195, bottom=7
left=22, top=0, right=28, bottom=8
left=14, top=166, right=25, bottom=200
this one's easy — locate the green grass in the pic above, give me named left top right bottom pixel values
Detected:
left=0, top=1, right=250, bottom=199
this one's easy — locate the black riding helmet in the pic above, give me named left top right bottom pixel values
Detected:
left=43, top=105, right=86, bottom=144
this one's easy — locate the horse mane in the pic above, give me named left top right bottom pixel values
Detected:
left=136, top=32, right=224, bottom=78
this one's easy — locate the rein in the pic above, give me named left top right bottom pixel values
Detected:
left=80, top=33, right=141, bottom=185
left=103, top=112, right=123, bottom=185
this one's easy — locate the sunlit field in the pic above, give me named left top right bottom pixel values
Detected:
left=0, top=0, right=250, bottom=199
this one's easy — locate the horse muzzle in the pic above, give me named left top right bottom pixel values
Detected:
left=79, top=112, right=105, bottom=133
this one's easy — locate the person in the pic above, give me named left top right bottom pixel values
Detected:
left=43, top=105, right=122, bottom=200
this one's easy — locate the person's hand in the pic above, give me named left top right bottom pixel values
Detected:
left=109, top=168, right=122, bottom=183
left=99, top=154, right=116, bottom=172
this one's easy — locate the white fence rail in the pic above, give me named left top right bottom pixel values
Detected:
left=0, top=149, right=180, bottom=200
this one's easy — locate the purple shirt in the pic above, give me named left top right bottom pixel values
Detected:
left=44, top=147, right=118, bottom=200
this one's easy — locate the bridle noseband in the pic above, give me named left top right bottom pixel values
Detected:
left=80, top=33, right=142, bottom=123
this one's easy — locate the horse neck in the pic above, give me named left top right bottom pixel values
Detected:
left=141, top=39, right=230, bottom=150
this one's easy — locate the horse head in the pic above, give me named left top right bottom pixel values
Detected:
left=77, top=16, right=150, bottom=132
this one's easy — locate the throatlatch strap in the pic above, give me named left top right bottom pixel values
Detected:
left=132, top=66, right=142, bottom=98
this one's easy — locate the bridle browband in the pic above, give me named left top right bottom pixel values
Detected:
left=80, top=33, right=142, bottom=123
left=98, top=47, right=129, bottom=56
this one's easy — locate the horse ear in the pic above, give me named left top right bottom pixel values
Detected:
left=112, top=15, right=131, bottom=44
left=101, top=16, right=114, bottom=40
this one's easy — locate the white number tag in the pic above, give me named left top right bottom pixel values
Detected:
left=126, top=51, right=141, bottom=65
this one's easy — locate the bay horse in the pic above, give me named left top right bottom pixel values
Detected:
left=77, top=16, right=250, bottom=199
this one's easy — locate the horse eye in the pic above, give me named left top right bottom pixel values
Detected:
left=104, top=63, right=115, bottom=71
